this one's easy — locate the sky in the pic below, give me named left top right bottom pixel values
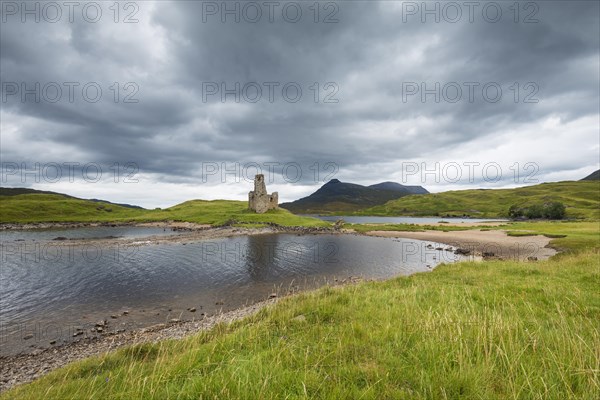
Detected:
left=1, top=0, right=599, bottom=208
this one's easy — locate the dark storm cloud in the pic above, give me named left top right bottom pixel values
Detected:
left=1, top=0, right=598, bottom=196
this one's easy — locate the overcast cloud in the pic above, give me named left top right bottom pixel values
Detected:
left=1, top=1, right=598, bottom=207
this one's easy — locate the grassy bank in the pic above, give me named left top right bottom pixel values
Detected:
left=137, top=200, right=328, bottom=227
left=358, top=181, right=600, bottom=219
left=348, top=223, right=493, bottom=234
left=497, top=221, right=600, bottom=254
left=350, top=220, right=600, bottom=254
left=3, top=222, right=599, bottom=399
left=0, top=195, right=328, bottom=227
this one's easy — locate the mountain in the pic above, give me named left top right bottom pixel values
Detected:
left=368, top=181, right=429, bottom=195
left=280, top=179, right=427, bottom=214
left=581, top=169, right=599, bottom=181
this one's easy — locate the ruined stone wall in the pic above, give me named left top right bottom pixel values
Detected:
left=248, top=174, right=278, bottom=213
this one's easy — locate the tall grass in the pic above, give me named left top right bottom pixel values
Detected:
left=4, top=247, right=598, bottom=399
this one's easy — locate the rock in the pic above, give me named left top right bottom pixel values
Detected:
left=483, top=252, right=495, bottom=258
left=49, top=340, right=56, bottom=345
left=333, top=220, right=345, bottom=230
left=215, top=301, right=224, bottom=305
left=73, top=331, right=83, bottom=337
left=454, top=248, right=471, bottom=255
left=527, top=256, right=538, bottom=262
left=110, top=315, right=118, bottom=319
left=435, top=247, right=443, bottom=251
left=269, top=293, right=277, bottom=299
left=291, top=315, right=306, bottom=323
left=189, top=307, right=196, bottom=312
left=96, top=327, right=103, bottom=333
left=95, top=320, right=106, bottom=327
left=122, top=311, right=129, bottom=315
left=23, top=334, right=34, bottom=340
left=169, top=319, right=180, bottom=323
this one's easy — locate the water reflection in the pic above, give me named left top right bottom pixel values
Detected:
left=0, top=229, right=464, bottom=355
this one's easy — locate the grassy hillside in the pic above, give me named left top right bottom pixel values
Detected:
left=4, top=221, right=599, bottom=399
left=0, top=188, right=78, bottom=197
left=359, top=181, right=600, bottom=219
left=0, top=194, right=146, bottom=223
left=0, top=194, right=328, bottom=227
left=141, top=200, right=328, bottom=227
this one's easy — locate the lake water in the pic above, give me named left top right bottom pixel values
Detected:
left=0, top=228, right=464, bottom=356
left=304, top=215, right=508, bottom=224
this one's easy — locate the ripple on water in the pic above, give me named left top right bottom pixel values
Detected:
left=0, top=229, right=464, bottom=355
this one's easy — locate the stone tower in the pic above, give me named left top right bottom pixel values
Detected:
left=248, top=174, right=278, bottom=213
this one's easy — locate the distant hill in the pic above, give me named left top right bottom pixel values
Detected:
left=0, top=187, right=149, bottom=224
left=280, top=179, right=428, bottom=214
left=581, top=169, right=599, bottom=181
left=0, top=187, right=76, bottom=197
left=358, top=181, right=599, bottom=219
left=368, top=181, right=429, bottom=195
left=88, top=199, right=144, bottom=210
left=0, top=187, right=143, bottom=209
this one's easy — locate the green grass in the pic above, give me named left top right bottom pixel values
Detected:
left=349, top=223, right=494, bottom=234
left=0, top=194, right=145, bottom=223
left=492, top=221, right=600, bottom=254
left=3, top=222, right=599, bottom=399
left=358, top=181, right=600, bottom=219
left=137, top=200, right=328, bottom=227
left=0, top=195, right=328, bottom=227
left=349, top=220, right=599, bottom=254
left=5, top=250, right=598, bottom=399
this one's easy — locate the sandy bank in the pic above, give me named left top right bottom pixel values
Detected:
left=365, top=229, right=556, bottom=260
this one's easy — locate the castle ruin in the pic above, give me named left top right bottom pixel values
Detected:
left=248, top=174, right=278, bottom=213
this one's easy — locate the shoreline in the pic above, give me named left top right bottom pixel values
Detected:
left=0, top=276, right=367, bottom=393
left=0, top=221, right=343, bottom=246
left=363, top=229, right=557, bottom=261
left=0, top=223, right=558, bottom=392
left=0, top=298, right=278, bottom=392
